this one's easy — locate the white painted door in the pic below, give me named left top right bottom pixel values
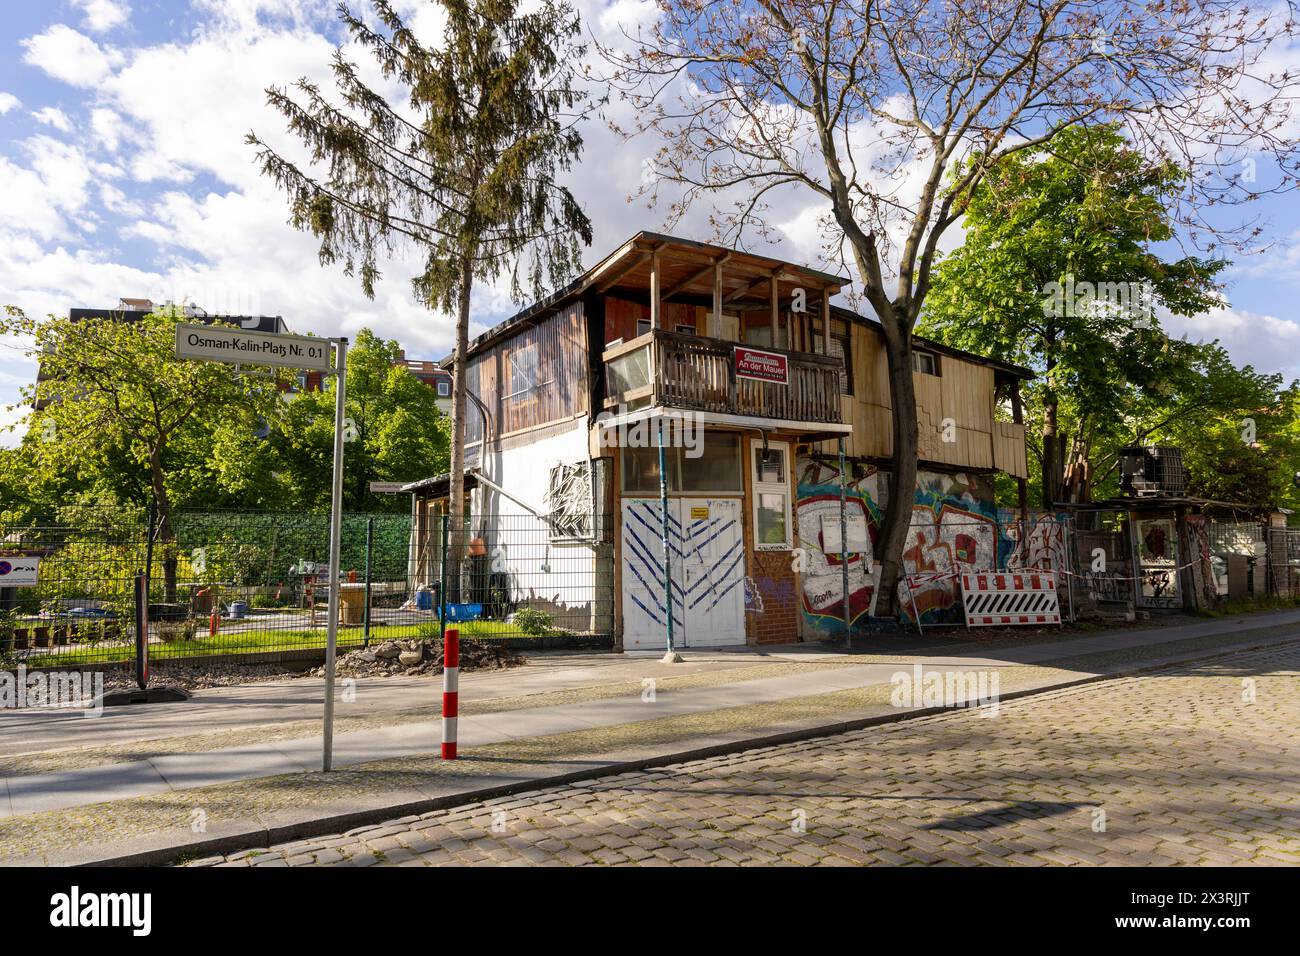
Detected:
left=620, top=498, right=684, bottom=650
left=620, top=498, right=746, bottom=649
left=677, top=499, right=746, bottom=646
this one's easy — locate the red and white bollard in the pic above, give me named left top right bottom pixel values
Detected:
left=441, top=628, right=459, bottom=759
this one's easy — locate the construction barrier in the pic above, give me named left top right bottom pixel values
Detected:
left=960, top=572, right=1062, bottom=628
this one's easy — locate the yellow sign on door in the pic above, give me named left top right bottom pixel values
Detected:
left=690, top=506, right=709, bottom=520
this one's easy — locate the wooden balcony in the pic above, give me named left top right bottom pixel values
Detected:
left=602, top=329, right=844, bottom=424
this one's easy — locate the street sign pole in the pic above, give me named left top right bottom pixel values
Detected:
left=171, top=322, right=346, bottom=747
left=321, top=337, right=348, bottom=772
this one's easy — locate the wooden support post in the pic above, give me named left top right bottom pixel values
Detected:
left=650, top=248, right=662, bottom=330
left=1010, top=378, right=1029, bottom=527
left=820, top=288, right=830, bottom=354
left=712, top=259, right=723, bottom=339
left=769, top=273, right=779, bottom=347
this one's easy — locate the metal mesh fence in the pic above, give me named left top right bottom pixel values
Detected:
left=0, top=509, right=614, bottom=670
left=1265, top=527, right=1300, bottom=599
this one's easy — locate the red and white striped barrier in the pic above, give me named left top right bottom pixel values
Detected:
left=441, top=628, right=459, bottom=759
left=960, top=572, right=1061, bottom=628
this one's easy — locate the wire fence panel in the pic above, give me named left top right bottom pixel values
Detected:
left=0, top=508, right=614, bottom=671
left=0, top=514, right=149, bottom=666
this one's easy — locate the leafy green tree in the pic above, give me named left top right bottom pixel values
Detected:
left=248, top=0, right=593, bottom=596
left=919, top=126, right=1227, bottom=505
left=0, top=306, right=280, bottom=598
left=1158, top=381, right=1300, bottom=512
left=268, top=329, right=450, bottom=512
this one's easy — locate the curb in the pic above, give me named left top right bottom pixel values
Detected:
left=61, top=630, right=1300, bottom=867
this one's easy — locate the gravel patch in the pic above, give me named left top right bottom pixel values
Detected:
left=1, top=637, right=525, bottom=705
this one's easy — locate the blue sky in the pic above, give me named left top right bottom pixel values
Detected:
left=1, top=0, right=1298, bottom=448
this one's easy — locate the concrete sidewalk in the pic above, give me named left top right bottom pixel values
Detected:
left=4, top=607, right=1299, bottom=822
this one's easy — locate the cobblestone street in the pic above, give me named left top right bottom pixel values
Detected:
left=198, top=642, right=1300, bottom=867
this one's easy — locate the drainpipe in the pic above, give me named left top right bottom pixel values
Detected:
left=465, top=388, right=495, bottom=538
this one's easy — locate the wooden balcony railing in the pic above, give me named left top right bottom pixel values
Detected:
left=603, top=329, right=843, bottom=424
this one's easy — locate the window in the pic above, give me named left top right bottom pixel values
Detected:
left=679, top=432, right=743, bottom=491
left=508, top=343, right=538, bottom=399
left=621, top=432, right=742, bottom=494
left=912, top=349, right=939, bottom=376
left=676, top=323, right=697, bottom=335
left=752, top=441, right=792, bottom=550
left=545, top=461, right=593, bottom=541
left=636, top=318, right=652, bottom=339
left=436, top=379, right=451, bottom=397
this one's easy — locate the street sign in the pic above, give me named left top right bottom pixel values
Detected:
left=0, top=556, right=39, bottom=587
left=734, top=346, right=789, bottom=385
left=174, top=323, right=331, bottom=371
left=173, top=323, right=348, bottom=770
left=368, top=481, right=408, bottom=494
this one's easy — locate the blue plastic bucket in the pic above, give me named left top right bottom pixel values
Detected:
left=228, top=601, right=248, bottom=620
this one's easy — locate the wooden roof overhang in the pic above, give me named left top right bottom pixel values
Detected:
left=445, top=232, right=851, bottom=365
left=594, top=232, right=847, bottom=312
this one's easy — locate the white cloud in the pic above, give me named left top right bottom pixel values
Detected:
left=31, top=107, right=74, bottom=133
left=20, top=25, right=124, bottom=87
left=90, top=108, right=124, bottom=152
left=98, top=182, right=137, bottom=216
left=1164, top=305, right=1300, bottom=381
left=0, top=93, right=20, bottom=115
left=1229, top=229, right=1300, bottom=285
left=598, top=0, right=659, bottom=33
left=103, top=29, right=336, bottom=187
left=73, top=0, right=131, bottom=33
left=0, top=137, right=101, bottom=242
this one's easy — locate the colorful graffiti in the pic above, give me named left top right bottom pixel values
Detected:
left=1003, top=512, right=1071, bottom=572
left=794, top=459, right=881, bottom=634
left=1133, top=516, right=1181, bottom=609
left=897, top=473, right=1000, bottom=625
left=796, top=458, right=1072, bottom=631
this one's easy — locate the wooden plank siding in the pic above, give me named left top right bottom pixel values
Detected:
left=464, top=300, right=589, bottom=444
left=817, top=320, right=1029, bottom=479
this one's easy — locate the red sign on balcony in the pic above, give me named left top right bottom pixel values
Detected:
left=734, top=346, right=789, bottom=385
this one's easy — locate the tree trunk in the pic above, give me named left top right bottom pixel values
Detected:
left=1042, top=397, right=1062, bottom=507
left=447, top=257, right=473, bottom=602
left=1040, top=330, right=1063, bottom=506
left=149, top=449, right=178, bottom=603
left=873, top=314, right=918, bottom=619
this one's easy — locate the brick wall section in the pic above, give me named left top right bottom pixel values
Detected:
left=747, top=549, right=800, bottom=644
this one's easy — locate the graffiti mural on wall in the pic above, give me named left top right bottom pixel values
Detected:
left=898, top=472, right=1000, bottom=625
left=796, top=459, right=1074, bottom=631
left=1133, top=516, right=1182, bottom=609
left=797, top=461, right=1010, bottom=630
left=1003, top=511, right=1071, bottom=572
left=794, top=458, right=881, bottom=634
